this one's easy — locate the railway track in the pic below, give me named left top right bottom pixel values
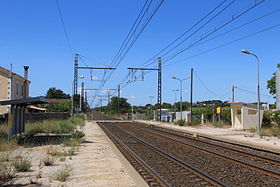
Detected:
left=126, top=122, right=280, bottom=179
left=98, top=121, right=280, bottom=186
left=99, top=122, right=229, bottom=187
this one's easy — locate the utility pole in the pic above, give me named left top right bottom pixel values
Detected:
left=232, top=85, right=236, bottom=102
left=85, top=91, right=87, bottom=112
left=190, top=68, right=193, bottom=123
left=126, top=56, right=162, bottom=121
left=157, top=57, right=162, bottom=121
left=79, top=82, right=84, bottom=113
left=73, top=54, right=116, bottom=114
left=73, top=54, right=79, bottom=114
left=118, top=84, right=121, bottom=117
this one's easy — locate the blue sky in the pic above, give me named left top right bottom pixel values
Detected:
left=0, top=0, right=280, bottom=106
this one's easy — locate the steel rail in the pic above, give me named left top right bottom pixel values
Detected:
left=104, top=123, right=230, bottom=187
left=99, top=123, right=171, bottom=187
left=127, top=123, right=280, bottom=179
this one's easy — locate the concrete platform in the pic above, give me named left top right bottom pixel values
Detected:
left=135, top=120, right=280, bottom=154
left=68, top=121, right=148, bottom=187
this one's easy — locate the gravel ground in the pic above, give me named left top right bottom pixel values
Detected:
left=1, top=121, right=138, bottom=187
left=102, top=122, right=280, bottom=187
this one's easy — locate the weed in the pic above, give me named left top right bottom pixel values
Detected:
left=48, top=147, right=77, bottom=157
left=36, top=161, right=43, bottom=178
left=63, top=138, right=81, bottom=147
left=42, top=156, right=55, bottom=166
left=70, top=130, right=85, bottom=139
left=271, top=127, right=280, bottom=137
left=59, top=157, right=66, bottom=162
left=177, top=120, right=186, bottom=126
left=12, top=157, right=31, bottom=172
left=213, top=122, right=224, bottom=128
left=52, top=165, right=73, bottom=182
left=0, top=152, right=12, bottom=162
left=186, top=119, right=201, bottom=126
left=0, top=162, right=16, bottom=180
left=0, top=139, right=18, bottom=152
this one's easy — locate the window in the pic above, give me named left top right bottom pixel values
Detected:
left=16, top=83, right=19, bottom=96
left=21, top=85, right=24, bottom=96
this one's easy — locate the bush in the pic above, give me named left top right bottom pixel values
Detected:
left=42, top=156, right=55, bottom=166
left=70, top=130, right=85, bottom=139
left=0, top=162, right=16, bottom=180
left=271, top=127, right=280, bottom=137
left=48, top=147, right=77, bottom=157
left=213, top=121, right=224, bottom=128
left=186, top=119, right=201, bottom=126
left=52, top=165, right=73, bottom=182
left=270, top=110, right=280, bottom=128
left=177, top=120, right=186, bottom=126
left=12, top=158, right=31, bottom=172
left=51, top=121, right=75, bottom=134
left=63, top=138, right=81, bottom=147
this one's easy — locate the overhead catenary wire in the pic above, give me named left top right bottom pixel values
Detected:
left=194, top=71, right=231, bottom=98
left=55, top=0, right=74, bottom=57
left=92, top=0, right=165, bottom=106
left=163, top=22, right=280, bottom=68
left=99, top=0, right=165, bottom=90
left=163, top=0, right=267, bottom=64
left=138, top=0, right=230, bottom=68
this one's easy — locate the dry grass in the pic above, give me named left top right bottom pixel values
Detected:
left=12, top=157, right=31, bottom=172
left=259, top=127, right=280, bottom=137
left=52, top=165, right=73, bottom=182
left=0, top=162, right=16, bottom=180
left=0, top=152, right=12, bottom=162
left=41, top=155, right=55, bottom=166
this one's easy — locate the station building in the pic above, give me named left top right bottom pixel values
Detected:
left=0, top=66, right=30, bottom=115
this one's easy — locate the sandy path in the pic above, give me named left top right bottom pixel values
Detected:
left=67, top=121, right=146, bottom=187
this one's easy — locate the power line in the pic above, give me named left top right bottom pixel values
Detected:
left=194, top=71, right=231, bottom=97
left=55, top=0, right=74, bottom=56
left=163, top=0, right=267, bottom=64
left=164, top=22, right=280, bottom=67
left=92, top=0, right=165, bottom=106
left=139, top=0, right=230, bottom=67
left=101, top=0, right=164, bottom=88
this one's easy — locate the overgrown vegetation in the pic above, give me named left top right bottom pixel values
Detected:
left=0, top=162, right=16, bottom=180
left=176, top=120, right=186, bottom=126
left=52, top=165, right=73, bottom=182
left=186, top=119, right=201, bottom=126
left=47, top=147, right=77, bottom=157
left=12, top=157, right=31, bottom=172
left=42, top=155, right=55, bottom=166
left=0, top=152, right=12, bottom=162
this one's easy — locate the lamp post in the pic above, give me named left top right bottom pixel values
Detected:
left=241, top=49, right=261, bottom=132
left=172, top=89, right=179, bottom=111
left=171, top=76, right=189, bottom=120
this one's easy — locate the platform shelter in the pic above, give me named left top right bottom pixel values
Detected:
left=229, top=102, right=264, bottom=130
left=0, top=97, right=49, bottom=137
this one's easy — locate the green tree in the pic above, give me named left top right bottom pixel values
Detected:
left=46, top=87, right=70, bottom=99
left=267, top=64, right=280, bottom=98
left=107, top=97, right=131, bottom=114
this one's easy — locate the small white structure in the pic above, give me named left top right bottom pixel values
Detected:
left=175, top=111, right=191, bottom=122
left=229, top=102, right=264, bottom=130
left=154, top=109, right=170, bottom=122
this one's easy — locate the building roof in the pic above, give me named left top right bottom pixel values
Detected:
left=0, top=97, right=49, bottom=106
left=0, top=66, right=31, bottom=83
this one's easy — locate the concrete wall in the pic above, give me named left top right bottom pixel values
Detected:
left=175, top=111, right=190, bottom=122
left=242, top=106, right=264, bottom=129
left=231, top=105, right=242, bottom=129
